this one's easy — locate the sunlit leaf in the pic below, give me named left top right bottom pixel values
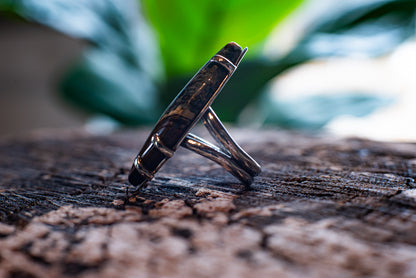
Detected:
left=4, top=0, right=415, bottom=127
left=234, top=0, right=416, bottom=125
left=286, top=0, right=416, bottom=61
left=141, top=0, right=304, bottom=76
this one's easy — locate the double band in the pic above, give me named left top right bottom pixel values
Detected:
left=133, top=157, right=153, bottom=180
left=182, top=107, right=260, bottom=185
left=129, top=42, right=261, bottom=191
left=210, top=54, right=237, bottom=73
left=151, top=133, right=174, bottom=158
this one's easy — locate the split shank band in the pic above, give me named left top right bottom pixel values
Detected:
left=128, top=42, right=261, bottom=190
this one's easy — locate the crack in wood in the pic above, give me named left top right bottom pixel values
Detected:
left=0, top=129, right=415, bottom=277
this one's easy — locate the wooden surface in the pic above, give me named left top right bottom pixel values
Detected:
left=0, top=128, right=416, bottom=277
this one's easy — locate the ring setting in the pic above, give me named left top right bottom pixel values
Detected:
left=128, top=42, right=261, bottom=191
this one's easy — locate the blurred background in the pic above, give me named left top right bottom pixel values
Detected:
left=0, top=0, right=415, bottom=141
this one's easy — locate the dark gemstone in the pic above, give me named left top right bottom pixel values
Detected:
left=128, top=42, right=245, bottom=188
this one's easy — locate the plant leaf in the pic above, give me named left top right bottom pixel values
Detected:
left=234, top=0, right=416, bottom=125
left=161, top=0, right=416, bottom=123
left=60, top=49, right=160, bottom=125
left=286, top=0, right=416, bottom=62
left=141, top=0, right=304, bottom=76
left=6, top=0, right=163, bottom=124
left=259, top=93, right=394, bottom=129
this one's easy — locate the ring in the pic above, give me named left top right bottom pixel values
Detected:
left=128, top=42, right=261, bottom=190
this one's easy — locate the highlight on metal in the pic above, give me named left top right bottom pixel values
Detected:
left=128, top=42, right=261, bottom=191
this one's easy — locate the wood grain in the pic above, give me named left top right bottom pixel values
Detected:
left=0, top=128, right=415, bottom=277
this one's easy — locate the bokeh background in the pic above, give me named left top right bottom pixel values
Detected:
left=1, top=0, right=415, bottom=140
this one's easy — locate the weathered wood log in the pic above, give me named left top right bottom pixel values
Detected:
left=0, top=128, right=415, bottom=278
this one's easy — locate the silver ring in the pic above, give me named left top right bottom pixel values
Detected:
left=129, top=42, right=261, bottom=191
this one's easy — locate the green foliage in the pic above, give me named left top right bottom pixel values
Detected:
left=61, top=49, right=160, bottom=124
left=0, top=1, right=11, bottom=10
left=254, top=0, right=416, bottom=127
left=4, top=0, right=162, bottom=124
left=261, top=93, right=394, bottom=129
left=2, top=0, right=416, bottom=128
left=284, top=0, right=416, bottom=62
left=141, top=0, right=303, bottom=75
left=157, top=0, right=416, bottom=123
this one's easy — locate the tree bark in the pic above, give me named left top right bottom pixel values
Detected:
left=0, top=128, right=415, bottom=278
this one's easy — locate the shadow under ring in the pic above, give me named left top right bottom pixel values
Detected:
left=128, top=42, right=261, bottom=191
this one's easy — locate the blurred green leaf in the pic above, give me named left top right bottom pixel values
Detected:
left=286, top=0, right=416, bottom=62
left=6, top=0, right=162, bottom=124
left=260, top=93, right=394, bottom=129
left=142, top=0, right=304, bottom=76
left=0, top=1, right=12, bottom=11
left=61, top=49, right=159, bottom=124
left=229, top=0, right=416, bottom=125
left=161, top=0, right=416, bottom=123
left=3, top=0, right=415, bottom=127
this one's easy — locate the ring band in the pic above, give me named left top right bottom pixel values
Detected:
left=128, top=42, right=261, bottom=190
